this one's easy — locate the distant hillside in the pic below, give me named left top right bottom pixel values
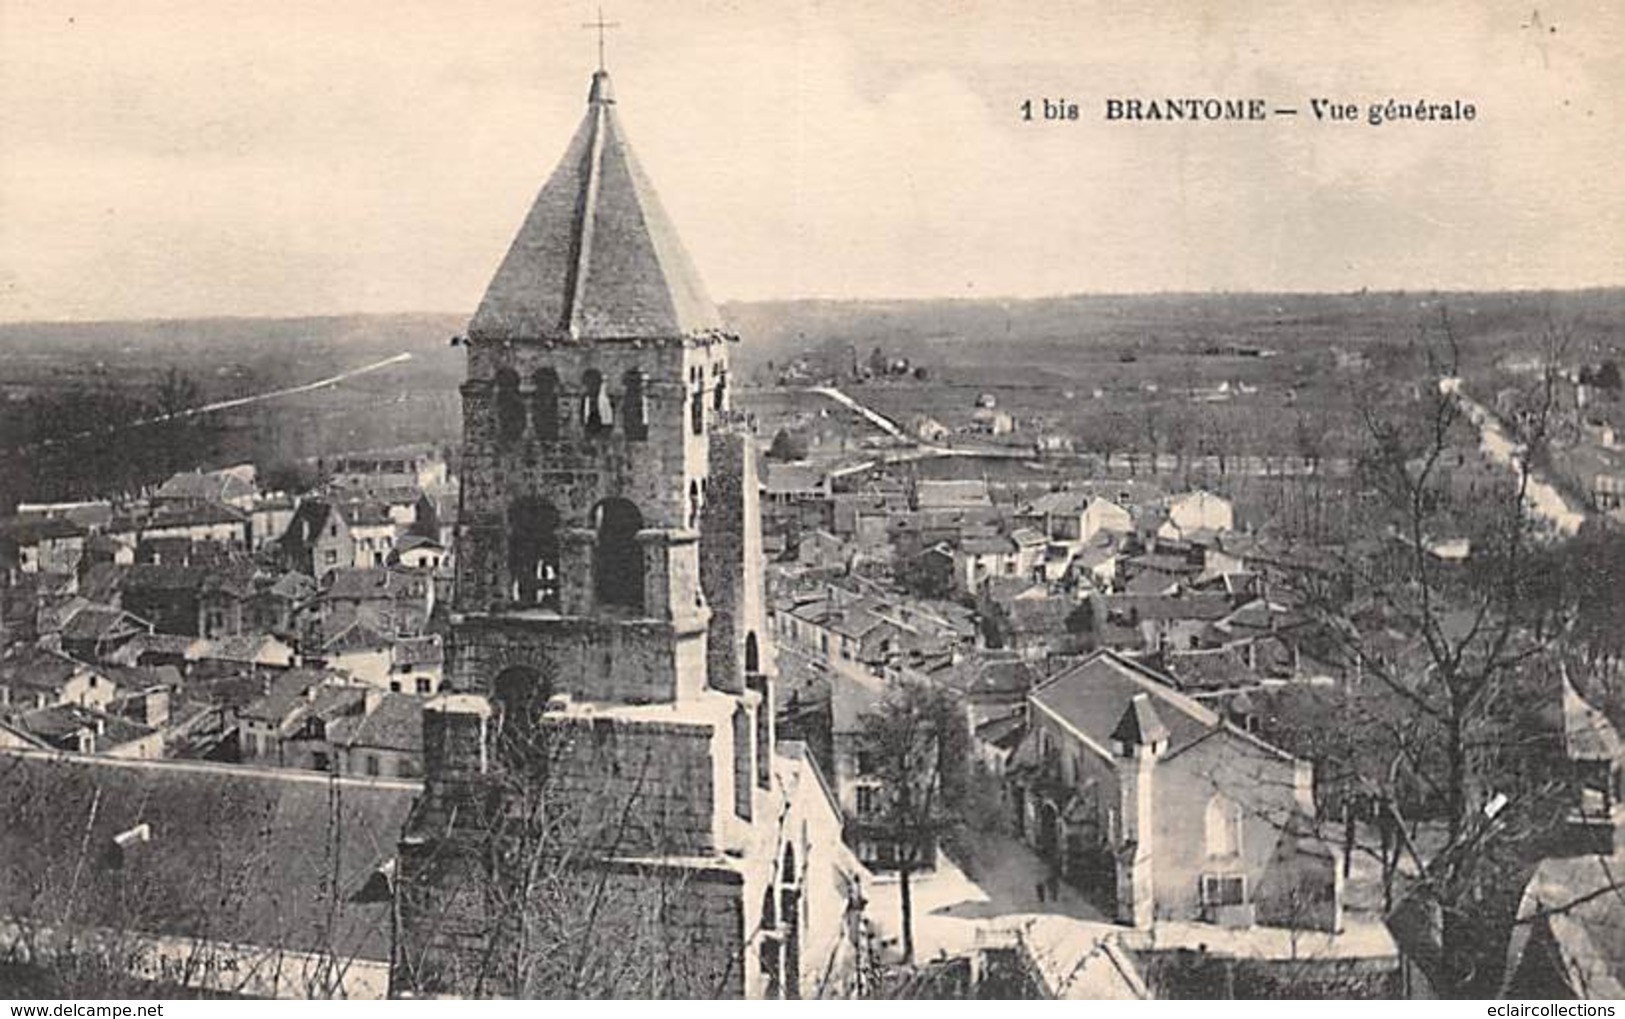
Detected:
left=721, top=289, right=1625, bottom=381
left=1, top=290, right=1620, bottom=511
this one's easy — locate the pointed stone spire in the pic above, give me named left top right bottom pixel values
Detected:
left=468, top=70, right=724, bottom=344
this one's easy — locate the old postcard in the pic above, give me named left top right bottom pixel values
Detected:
left=0, top=0, right=1621, bottom=1002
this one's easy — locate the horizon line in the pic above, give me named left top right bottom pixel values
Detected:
left=3, top=283, right=1623, bottom=329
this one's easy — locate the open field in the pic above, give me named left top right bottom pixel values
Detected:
left=2, top=290, right=1621, bottom=511
left=731, top=290, right=1625, bottom=460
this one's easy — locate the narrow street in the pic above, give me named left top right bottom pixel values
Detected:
left=1439, top=376, right=1587, bottom=535
left=863, top=827, right=1110, bottom=965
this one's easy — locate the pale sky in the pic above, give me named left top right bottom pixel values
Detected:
left=1, top=0, right=1621, bottom=321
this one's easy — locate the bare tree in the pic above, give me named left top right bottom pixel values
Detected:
left=1265, top=310, right=1589, bottom=995
left=853, top=679, right=972, bottom=967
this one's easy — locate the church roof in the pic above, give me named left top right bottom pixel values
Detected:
left=469, top=70, right=724, bottom=343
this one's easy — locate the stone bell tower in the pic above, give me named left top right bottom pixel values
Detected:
left=451, top=67, right=732, bottom=706
left=395, top=68, right=787, bottom=999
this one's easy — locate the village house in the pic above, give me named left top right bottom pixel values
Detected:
left=11, top=499, right=115, bottom=531
left=151, top=467, right=259, bottom=511
left=1009, top=651, right=1341, bottom=933
left=104, top=631, right=201, bottom=671
left=275, top=499, right=362, bottom=578
left=1562, top=443, right=1625, bottom=517
left=316, top=616, right=396, bottom=686
left=914, top=478, right=992, bottom=512
left=323, top=690, right=425, bottom=779
left=969, top=406, right=1016, bottom=436
left=916, top=650, right=1045, bottom=729
left=910, top=415, right=950, bottom=443
left=762, top=461, right=833, bottom=534
left=248, top=493, right=298, bottom=552
left=5, top=701, right=163, bottom=759
left=0, top=516, right=87, bottom=575
left=418, top=480, right=461, bottom=552
left=250, top=570, right=317, bottom=641
left=0, top=646, right=118, bottom=712
left=1159, top=490, right=1236, bottom=542
left=318, top=565, right=435, bottom=639
left=325, top=445, right=449, bottom=495
left=985, top=592, right=1085, bottom=661
left=1094, top=591, right=1237, bottom=655
left=234, top=668, right=340, bottom=761
left=953, top=534, right=1020, bottom=595
left=387, top=634, right=444, bottom=695
left=121, top=502, right=252, bottom=549
left=120, top=560, right=256, bottom=638
left=49, top=599, right=153, bottom=662
left=312, top=619, right=441, bottom=693
left=189, top=634, right=298, bottom=673
left=1020, top=490, right=1135, bottom=545
left=1070, top=543, right=1122, bottom=591
left=245, top=679, right=370, bottom=773
left=332, top=500, right=401, bottom=568
left=388, top=532, right=447, bottom=571
left=774, top=588, right=901, bottom=679
left=833, top=485, right=910, bottom=545
left=794, top=528, right=855, bottom=574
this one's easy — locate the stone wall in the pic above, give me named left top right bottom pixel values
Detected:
left=450, top=614, right=708, bottom=706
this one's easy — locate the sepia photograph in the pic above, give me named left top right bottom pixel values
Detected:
left=1, top=0, right=1623, bottom=1003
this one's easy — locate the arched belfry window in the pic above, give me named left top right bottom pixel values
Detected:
left=745, top=632, right=761, bottom=674
left=593, top=498, right=644, bottom=612
left=623, top=369, right=649, bottom=441
left=507, top=497, right=560, bottom=609
left=582, top=369, right=613, bottom=435
left=531, top=368, right=561, bottom=441
left=714, top=369, right=728, bottom=413
left=496, top=368, right=525, bottom=445
left=688, top=480, right=701, bottom=530
left=690, top=379, right=705, bottom=436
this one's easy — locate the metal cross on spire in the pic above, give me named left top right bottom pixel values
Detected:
left=582, top=7, right=619, bottom=71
